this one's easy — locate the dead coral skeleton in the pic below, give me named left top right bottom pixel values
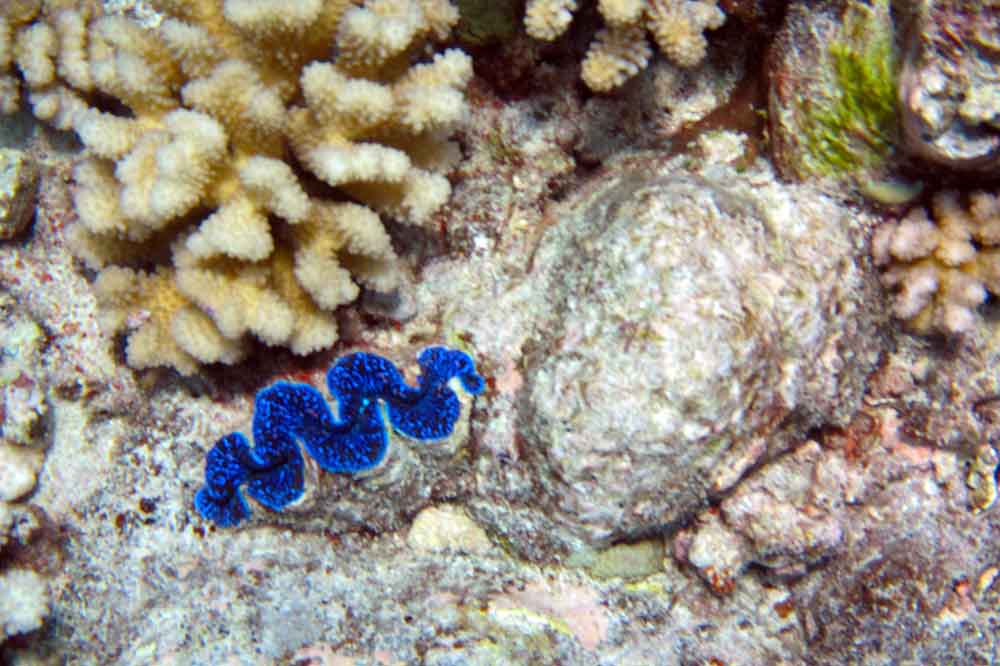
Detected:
left=524, top=0, right=725, bottom=91
left=873, top=190, right=1000, bottom=335
left=0, top=0, right=472, bottom=374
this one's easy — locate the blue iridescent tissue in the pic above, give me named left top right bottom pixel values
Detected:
left=194, top=347, right=485, bottom=527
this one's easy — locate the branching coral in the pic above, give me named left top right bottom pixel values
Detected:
left=195, top=346, right=484, bottom=527
left=524, top=0, right=725, bottom=91
left=873, top=190, right=1000, bottom=335
left=0, top=0, right=472, bottom=374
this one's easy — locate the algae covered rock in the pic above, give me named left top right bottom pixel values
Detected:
left=768, top=0, right=901, bottom=188
left=486, top=153, right=884, bottom=552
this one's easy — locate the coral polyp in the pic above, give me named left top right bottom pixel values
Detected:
left=195, top=347, right=485, bottom=527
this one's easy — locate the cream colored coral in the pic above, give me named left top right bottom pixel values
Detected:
left=525, top=0, right=576, bottom=41
left=873, top=190, right=1000, bottom=335
left=648, top=0, right=721, bottom=68
left=2, top=0, right=470, bottom=374
left=93, top=266, right=246, bottom=373
left=581, top=25, right=651, bottom=92
left=526, top=0, right=725, bottom=90
left=600, top=0, right=644, bottom=26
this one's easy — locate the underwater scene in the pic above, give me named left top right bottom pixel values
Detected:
left=1, top=0, right=999, bottom=663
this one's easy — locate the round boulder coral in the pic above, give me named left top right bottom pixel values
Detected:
left=512, top=154, right=884, bottom=549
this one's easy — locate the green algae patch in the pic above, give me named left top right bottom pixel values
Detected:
left=800, top=0, right=900, bottom=178
left=770, top=0, right=904, bottom=189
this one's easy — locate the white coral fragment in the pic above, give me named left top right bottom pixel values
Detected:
left=0, top=569, right=49, bottom=641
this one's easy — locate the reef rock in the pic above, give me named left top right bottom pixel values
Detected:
left=899, top=0, right=1000, bottom=172
left=473, top=152, right=885, bottom=554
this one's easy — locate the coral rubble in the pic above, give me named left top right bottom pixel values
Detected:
left=524, top=0, right=726, bottom=91
left=0, top=0, right=473, bottom=373
left=0, top=292, right=51, bottom=646
left=873, top=190, right=1000, bottom=335
left=196, top=347, right=484, bottom=527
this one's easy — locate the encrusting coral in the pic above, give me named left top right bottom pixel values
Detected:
left=195, top=346, right=484, bottom=527
left=524, top=0, right=725, bottom=91
left=0, top=0, right=472, bottom=374
left=873, top=190, right=1000, bottom=335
